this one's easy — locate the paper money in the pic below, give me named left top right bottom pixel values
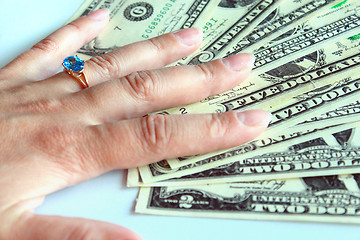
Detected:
left=161, top=37, right=360, bottom=115
left=66, top=0, right=360, bottom=225
left=68, top=0, right=220, bottom=59
left=160, top=38, right=360, bottom=169
left=136, top=173, right=360, bottom=224
left=179, top=71, right=360, bottom=169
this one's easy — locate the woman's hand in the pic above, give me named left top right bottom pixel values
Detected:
left=0, top=9, right=271, bottom=240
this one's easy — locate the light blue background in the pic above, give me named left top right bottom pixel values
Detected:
left=1, top=1, right=359, bottom=239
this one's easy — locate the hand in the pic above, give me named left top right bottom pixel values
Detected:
left=0, top=9, right=271, bottom=240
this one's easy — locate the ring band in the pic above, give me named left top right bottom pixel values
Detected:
left=63, top=55, right=89, bottom=89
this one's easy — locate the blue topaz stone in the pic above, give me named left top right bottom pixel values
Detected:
left=63, top=55, right=84, bottom=72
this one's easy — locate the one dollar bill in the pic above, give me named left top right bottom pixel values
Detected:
left=68, top=0, right=220, bottom=59
left=177, top=0, right=285, bottom=65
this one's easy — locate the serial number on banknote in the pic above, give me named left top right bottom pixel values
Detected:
left=202, top=17, right=218, bottom=32
left=142, top=1, right=176, bottom=39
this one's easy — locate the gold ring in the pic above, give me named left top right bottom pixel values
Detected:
left=62, top=55, right=89, bottom=89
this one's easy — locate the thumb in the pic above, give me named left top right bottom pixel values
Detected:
left=13, top=213, right=142, bottom=240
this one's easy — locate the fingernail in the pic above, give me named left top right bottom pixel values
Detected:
left=87, top=8, right=109, bottom=20
left=236, top=110, right=272, bottom=127
left=221, top=53, right=255, bottom=71
left=173, top=28, right=203, bottom=46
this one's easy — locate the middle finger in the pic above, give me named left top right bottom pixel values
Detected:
left=63, top=53, right=254, bottom=124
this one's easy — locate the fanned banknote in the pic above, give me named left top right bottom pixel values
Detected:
left=161, top=37, right=360, bottom=115
left=67, top=0, right=360, bottom=224
left=138, top=73, right=360, bottom=182
left=161, top=37, right=360, bottom=168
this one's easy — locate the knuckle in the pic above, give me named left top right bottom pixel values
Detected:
left=0, top=69, right=15, bottom=82
left=32, top=125, right=77, bottom=158
left=1, top=85, right=31, bottom=105
left=15, top=98, right=64, bottom=114
left=32, top=37, right=59, bottom=53
left=207, top=113, right=231, bottom=138
left=140, top=114, right=172, bottom=154
left=195, top=63, right=217, bottom=96
left=66, top=225, right=93, bottom=240
left=196, top=63, right=216, bottom=84
left=32, top=124, right=94, bottom=175
left=89, top=52, right=123, bottom=78
left=147, top=37, right=163, bottom=55
left=146, top=35, right=174, bottom=65
left=124, top=70, right=159, bottom=102
left=66, top=21, right=83, bottom=35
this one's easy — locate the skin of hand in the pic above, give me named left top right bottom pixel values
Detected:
left=0, top=9, right=271, bottom=240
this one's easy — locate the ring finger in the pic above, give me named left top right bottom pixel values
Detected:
left=41, top=27, right=203, bottom=94
left=3, top=28, right=203, bottom=109
left=0, top=9, right=109, bottom=85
